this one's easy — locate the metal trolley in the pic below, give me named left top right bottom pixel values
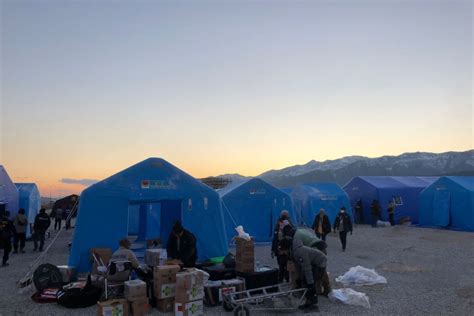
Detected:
left=222, top=283, right=307, bottom=316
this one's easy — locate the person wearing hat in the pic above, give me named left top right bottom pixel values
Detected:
left=282, top=225, right=327, bottom=311
left=271, top=210, right=293, bottom=283
left=166, top=221, right=197, bottom=267
left=311, top=208, right=331, bottom=241
left=333, top=206, right=353, bottom=252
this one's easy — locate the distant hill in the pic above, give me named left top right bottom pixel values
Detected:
left=210, top=150, right=474, bottom=189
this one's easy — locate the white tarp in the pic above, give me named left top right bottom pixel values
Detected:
left=336, top=265, right=387, bottom=286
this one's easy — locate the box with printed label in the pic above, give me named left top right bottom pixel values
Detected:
left=124, top=279, right=147, bottom=301
left=96, top=299, right=129, bottom=316
left=154, top=282, right=176, bottom=299
left=154, top=265, right=180, bottom=284
left=174, top=300, right=204, bottom=316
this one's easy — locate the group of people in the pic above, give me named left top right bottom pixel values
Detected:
left=271, top=207, right=353, bottom=310
left=0, top=208, right=52, bottom=267
left=51, top=207, right=72, bottom=231
left=354, top=199, right=397, bottom=227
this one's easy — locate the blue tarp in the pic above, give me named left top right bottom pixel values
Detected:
left=15, top=183, right=41, bottom=238
left=0, top=165, right=19, bottom=219
left=419, top=176, right=474, bottom=232
left=69, top=158, right=229, bottom=272
left=343, top=176, right=438, bottom=224
left=291, top=182, right=352, bottom=227
left=220, top=178, right=295, bottom=242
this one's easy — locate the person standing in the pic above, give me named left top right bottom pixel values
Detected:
left=54, top=208, right=63, bottom=231
left=355, top=199, right=364, bottom=224
left=166, top=221, right=197, bottom=267
left=370, top=200, right=381, bottom=228
left=13, top=208, right=28, bottom=254
left=333, top=207, right=353, bottom=252
left=64, top=208, right=71, bottom=230
left=387, top=199, right=396, bottom=226
left=0, top=211, right=15, bottom=267
left=311, top=209, right=331, bottom=241
left=271, top=210, right=292, bottom=283
left=33, top=208, right=51, bottom=251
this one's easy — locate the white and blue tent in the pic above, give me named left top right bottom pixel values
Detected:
left=343, top=176, right=437, bottom=224
left=219, top=178, right=295, bottom=243
left=15, top=183, right=41, bottom=238
left=69, top=158, right=229, bottom=272
left=291, top=182, right=352, bottom=227
left=419, top=176, right=474, bottom=232
left=0, top=165, right=19, bottom=218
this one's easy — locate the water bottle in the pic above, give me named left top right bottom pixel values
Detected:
left=256, top=260, right=261, bottom=272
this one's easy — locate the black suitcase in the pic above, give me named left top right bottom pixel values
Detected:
left=236, top=268, right=279, bottom=290
left=202, top=264, right=236, bottom=281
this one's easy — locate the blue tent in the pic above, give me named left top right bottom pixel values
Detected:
left=419, top=176, right=474, bottom=232
left=69, top=158, right=229, bottom=272
left=343, top=176, right=437, bottom=224
left=220, top=178, right=295, bottom=242
left=15, top=183, right=41, bottom=238
left=0, top=165, right=19, bottom=219
left=291, top=182, right=352, bottom=227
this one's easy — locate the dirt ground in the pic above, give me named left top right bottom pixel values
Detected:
left=1, top=223, right=473, bottom=315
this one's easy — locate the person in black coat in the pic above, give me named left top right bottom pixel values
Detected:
left=312, top=209, right=331, bottom=241
left=271, top=210, right=292, bottom=283
left=33, top=208, right=51, bottom=251
left=166, top=221, right=197, bottom=267
left=333, top=207, right=353, bottom=252
left=0, top=211, right=15, bottom=267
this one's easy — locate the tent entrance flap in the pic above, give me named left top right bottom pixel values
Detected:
left=160, top=200, right=182, bottom=247
left=432, top=191, right=451, bottom=227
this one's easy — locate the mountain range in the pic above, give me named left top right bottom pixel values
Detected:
left=217, top=150, right=474, bottom=189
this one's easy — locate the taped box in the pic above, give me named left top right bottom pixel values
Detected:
left=154, top=283, right=176, bottom=299
left=124, top=279, right=147, bottom=301
left=145, top=249, right=167, bottom=267
left=96, top=299, right=129, bottom=316
left=175, top=269, right=205, bottom=303
left=156, top=297, right=174, bottom=313
left=154, top=265, right=180, bottom=284
left=129, top=298, right=150, bottom=316
left=174, top=300, right=204, bottom=316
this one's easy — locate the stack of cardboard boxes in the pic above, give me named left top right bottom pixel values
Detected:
left=124, top=279, right=149, bottom=316
left=153, top=265, right=180, bottom=313
left=235, top=237, right=254, bottom=273
left=175, top=269, right=205, bottom=316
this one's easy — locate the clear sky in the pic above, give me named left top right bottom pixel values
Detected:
left=1, top=0, right=472, bottom=197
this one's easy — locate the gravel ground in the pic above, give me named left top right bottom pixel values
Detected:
left=1, top=223, right=474, bottom=316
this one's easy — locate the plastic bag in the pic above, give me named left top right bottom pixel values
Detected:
left=329, top=288, right=371, bottom=308
left=235, top=225, right=251, bottom=241
left=336, top=265, right=387, bottom=286
left=376, top=220, right=391, bottom=227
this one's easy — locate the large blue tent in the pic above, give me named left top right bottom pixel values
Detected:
left=0, top=165, right=19, bottom=219
left=419, top=176, right=474, bottom=232
left=343, top=176, right=437, bottom=224
left=69, top=158, right=229, bottom=272
left=220, top=178, right=295, bottom=242
left=15, top=183, right=41, bottom=238
left=291, top=182, right=352, bottom=227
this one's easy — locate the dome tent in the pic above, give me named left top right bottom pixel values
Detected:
left=343, top=176, right=437, bottom=224
left=69, top=158, right=229, bottom=272
left=15, top=183, right=41, bottom=238
left=0, top=165, right=19, bottom=218
left=291, top=182, right=352, bottom=227
left=419, top=176, right=474, bottom=232
left=220, top=178, right=295, bottom=242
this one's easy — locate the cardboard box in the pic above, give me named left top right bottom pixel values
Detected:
left=156, top=297, right=174, bottom=313
left=90, top=248, right=113, bottom=274
left=124, top=279, right=147, bottom=301
left=154, top=283, right=176, bottom=299
left=145, top=249, right=167, bottom=267
left=175, top=269, right=205, bottom=303
left=96, top=299, right=129, bottom=316
left=153, top=265, right=180, bottom=284
left=235, top=237, right=254, bottom=273
left=174, top=300, right=204, bottom=316
left=129, top=298, right=150, bottom=316
left=165, top=259, right=183, bottom=266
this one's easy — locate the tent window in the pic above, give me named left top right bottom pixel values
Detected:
left=188, top=198, right=192, bottom=211
left=274, top=198, right=277, bottom=205
left=203, top=197, right=208, bottom=210
left=282, top=198, right=286, bottom=206
left=392, top=196, right=404, bottom=206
